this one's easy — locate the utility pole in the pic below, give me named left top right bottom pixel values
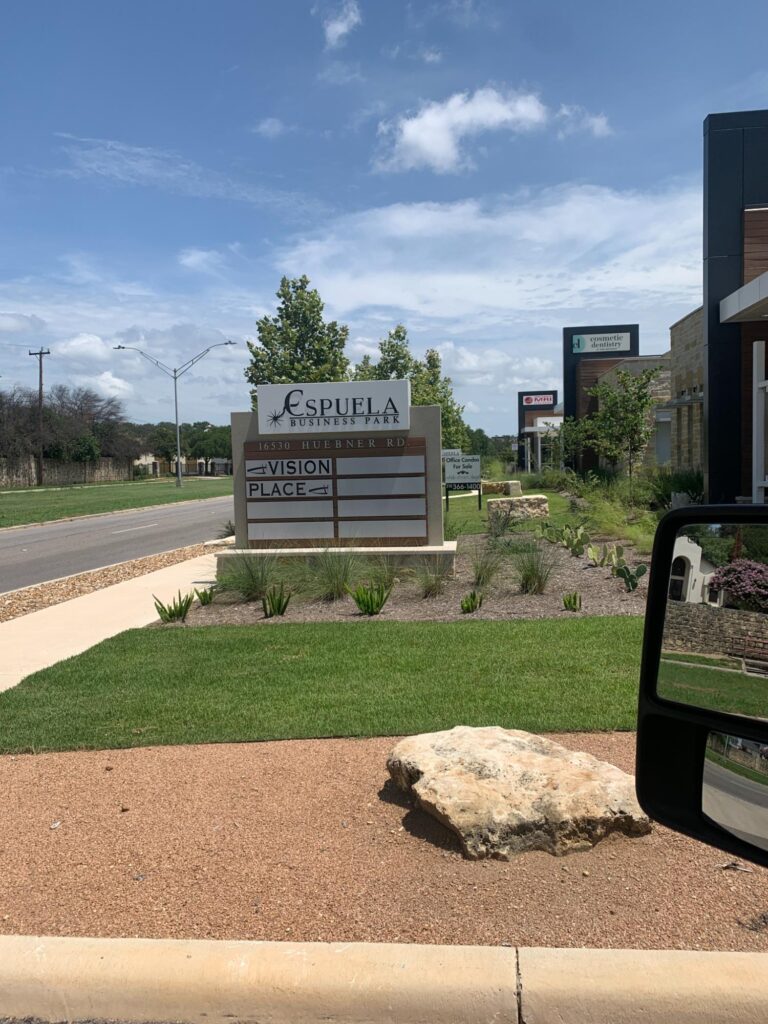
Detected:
left=28, top=348, right=50, bottom=486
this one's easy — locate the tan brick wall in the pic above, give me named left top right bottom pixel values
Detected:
left=668, top=307, right=704, bottom=472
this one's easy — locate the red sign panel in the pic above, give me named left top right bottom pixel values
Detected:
left=523, top=394, right=555, bottom=406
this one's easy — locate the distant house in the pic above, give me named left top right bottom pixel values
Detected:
left=668, top=534, right=723, bottom=606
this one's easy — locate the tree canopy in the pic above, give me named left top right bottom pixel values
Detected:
left=244, top=275, right=350, bottom=401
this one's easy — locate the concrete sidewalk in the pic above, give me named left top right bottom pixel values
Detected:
left=0, top=555, right=217, bottom=692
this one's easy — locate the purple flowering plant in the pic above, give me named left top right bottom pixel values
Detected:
left=710, top=559, right=768, bottom=613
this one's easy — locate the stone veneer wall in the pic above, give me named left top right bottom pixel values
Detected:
left=664, top=600, right=768, bottom=658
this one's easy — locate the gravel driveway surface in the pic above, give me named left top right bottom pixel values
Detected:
left=2, top=733, right=766, bottom=950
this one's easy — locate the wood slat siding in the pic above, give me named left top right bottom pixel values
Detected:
left=744, top=208, right=768, bottom=284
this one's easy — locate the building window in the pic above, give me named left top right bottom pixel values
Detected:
left=669, top=556, right=689, bottom=602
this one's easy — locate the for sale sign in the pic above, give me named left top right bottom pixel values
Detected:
left=444, top=454, right=481, bottom=486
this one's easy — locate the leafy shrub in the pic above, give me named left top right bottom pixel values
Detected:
left=262, top=583, right=291, bottom=618
left=218, top=554, right=278, bottom=601
left=480, top=457, right=507, bottom=481
left=562, top=591, right=582, bottom=612
left=306, top=548, right=359, bottom=601
left=415, top=556, right=454, bottom=598
left=154, top=590, right=194, bottom=623
left=195, top=586, right=217, bottom=606
left=348, top=581, right=392, bottom=615
left=460, top=590, right=484, bottom=614
left=471, top=544, right=504, bottom=588
left=615, top=563, right=648, bottom=592
left=509, top=542, right=555, bottom=595
left=710, top=559, right=768, bottom=612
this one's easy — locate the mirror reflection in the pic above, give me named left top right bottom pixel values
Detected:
left=703, top=731, right=768, bottom=853
left=657, top=523, right=768, bottom=718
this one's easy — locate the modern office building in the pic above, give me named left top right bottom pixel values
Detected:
left=516, top=390, right=557, bottom=471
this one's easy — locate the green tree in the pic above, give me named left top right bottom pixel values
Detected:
left=187, top=422, right=232, bottom=473
left=148, top=422, right=182, bottom=463
left=586, top=368, right=660, bottom=498
left=244, top=276, right=350, bottom=400
left=353, top=326, right=469, bottom=449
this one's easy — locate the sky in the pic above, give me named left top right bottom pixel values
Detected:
left=2, top=0, right=768, bottom=435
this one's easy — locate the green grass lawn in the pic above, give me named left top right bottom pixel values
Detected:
left=0, top=617, right=643, bottom=754
left=658, top=658, right=768, bottom=717
left=0, top=477, right=233, bottom=527
left=444, top=491, right=571, bottom=537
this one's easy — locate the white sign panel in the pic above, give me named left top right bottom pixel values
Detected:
left=571, top=332, right=632, bottom=355
left=444, top=454, right=481, bottom=484
left=523, top=394, right=555, bottom=406
left=257, top=381, right=411, bottom=434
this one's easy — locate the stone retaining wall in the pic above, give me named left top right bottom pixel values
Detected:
left=0, top=456, right=134, bottom=489
left=664, top=601, right=768, bottom=657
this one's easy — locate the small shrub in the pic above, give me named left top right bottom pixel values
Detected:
left=307, top=548, right=359, bottom=601
left=369, top=554, right=408, bottom=590
left=262, top=583, right=291, bottom=618
left=348, top=581, right=392, bottom=616
left=218, top=554, right=278, bottom=601
left=562, top=591, right=582, bottom=612
left=487, top=506, right=515, bottom=539
left=154, top=590, right=194, bottom=623
left=415, top=556, right=454, bottom=598
left=460, top=590, right=483, bottom=614
left=561, top=524, right=591, bottom=557
left=471, top=544, right=504, bottom=588
left=218, top=518, right=236, bottom=539
left=615, top=563, right=648, bottom=592
left=509, top=542, right=555, bottom=595
left=195, top=586, right=217, bottom=606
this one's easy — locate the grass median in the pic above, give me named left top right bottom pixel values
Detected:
left=0, top=616, right=644, bottom=753
left=0, top=477, right=233, bottom=527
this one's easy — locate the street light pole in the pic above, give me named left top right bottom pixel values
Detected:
left=114, top=341, right=236, bottom=487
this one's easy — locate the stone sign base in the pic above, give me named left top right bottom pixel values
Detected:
left=487, top=494, right=549, bottom=524
left=216, top=541, right=457, bottom=577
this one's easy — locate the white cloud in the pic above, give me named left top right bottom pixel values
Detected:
left=57, top=332, right=113, bottom=361
left=557, top=104, right=612, bottom=139
left=178, top=248, right=225, bottom=274
left=318, top=60, right=364, bottom=85
left=419, top=47, right=443, bottom=64
left=0, top=312, right=46, bottom=333
left=252, top=117, right=291, bottom=138
left=321, top=0, right=362, bottom=48
left=57, top=134, right=325, bottom=218
left=74, top=370, right=133, bottom=398
left=376, top=88, right=548, bottom=173
left=278, top=181, right=702, bottom=337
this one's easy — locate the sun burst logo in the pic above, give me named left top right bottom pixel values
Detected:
left=268, top=409, right=285, bottom=428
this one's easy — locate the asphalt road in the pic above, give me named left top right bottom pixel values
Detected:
left=703, top=756, right=768, bottom=852
left=0, top=496, right=234, bottom=593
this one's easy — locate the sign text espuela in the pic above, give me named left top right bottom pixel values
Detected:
left=270, top=388, right=402, bottom=429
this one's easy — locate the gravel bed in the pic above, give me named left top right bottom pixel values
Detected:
left=1, top=732, right=766, bottom=949
left=0, top=544, right=208, bottom=623
left=186, top=534, right=648, bottom=627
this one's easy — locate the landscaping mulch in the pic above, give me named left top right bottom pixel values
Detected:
left=1, top=732, right=766, bottom=950
left=185, top=533, right=649, bottom=627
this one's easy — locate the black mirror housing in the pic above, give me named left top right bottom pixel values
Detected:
left=637, top=504, right=768, bottom=867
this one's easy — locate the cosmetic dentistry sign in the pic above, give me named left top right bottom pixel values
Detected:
left=257, top=381, right=411, bottom=434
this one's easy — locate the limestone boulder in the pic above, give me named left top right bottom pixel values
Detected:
left=481, top=480, right=524, bottom=496
left=387, top=726, right=651, bottom=859
left=487, top=494, right=549, bottom=524
left=504, top=480, right=523, bottom=497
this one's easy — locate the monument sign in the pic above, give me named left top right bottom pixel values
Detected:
left=232, top=381, right=443, bottom=548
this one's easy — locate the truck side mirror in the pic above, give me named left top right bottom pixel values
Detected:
left=637, top=505, right=768, bottom=867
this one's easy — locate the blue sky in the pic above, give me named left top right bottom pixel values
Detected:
left=2, top=0, right=768, bottom=434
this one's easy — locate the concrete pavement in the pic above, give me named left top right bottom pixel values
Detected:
left=0, top=554, right=217, bottom=692
left=0, top=496, right=232, bottom=592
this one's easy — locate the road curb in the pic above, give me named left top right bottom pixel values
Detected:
left=0, top=936, right=767, bottom=1024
